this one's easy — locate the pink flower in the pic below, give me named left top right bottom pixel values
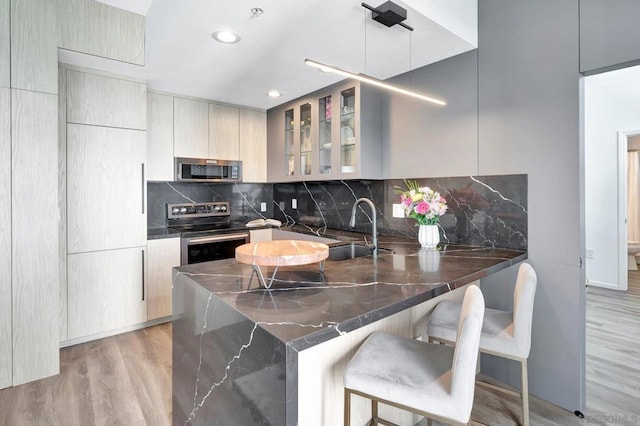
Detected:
left=401, top=194, right=412, bottom=207
left=415, top=201, right=430, bottom=215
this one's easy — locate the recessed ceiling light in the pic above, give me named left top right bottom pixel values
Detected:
left=267, top=90, right=282, bottom=98
left=211, top=30, right=240, bottom=44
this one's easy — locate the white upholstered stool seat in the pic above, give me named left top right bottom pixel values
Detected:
left=344, top=285, right=485, bottom=426
left=427, top=263, right=537, bottom=426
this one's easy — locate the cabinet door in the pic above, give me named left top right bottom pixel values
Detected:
left=209, top=103, right=239, bottom=160
left=10, top=0, right=57, bottom=93
left=239, top=109, right=267, bottom=183
left=174, top=97, right=208, bottom=159
left=147, top=238, right=180, bottom=321
left=147, top=92, right=174, bottom=181
left=68, top=248, right=147, bottom=340
left=57, top=0, right=144, bottom=65
left=0, top=88, right=10, bottom=389
left=338, top=86, right=358, bottom=176
left=66, top=69, right=146, bottom=130
left=67, top=124, right=146, bottom=253
left=11, top=90, right=59, bottom=385
left=0, top=0, right=8, bottom=88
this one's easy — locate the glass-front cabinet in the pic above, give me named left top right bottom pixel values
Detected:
left=267, top=81, right=382, bottom=182
left=340, top=87, right=356, bottom=174
left=284, top=108, right=294, bottom=176
left=300, top=103, right=312, bottom=176
left=318, top=95, right=332, bottom=175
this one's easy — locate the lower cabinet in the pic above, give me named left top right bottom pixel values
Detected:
left=146, top=237, right=181, bottom=321
left=67, top=247, right=147, bottom=340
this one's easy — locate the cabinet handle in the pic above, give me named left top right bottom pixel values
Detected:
left=141, top=249, right=145, bottom=301
left=141, top=163, right=145, bottom=214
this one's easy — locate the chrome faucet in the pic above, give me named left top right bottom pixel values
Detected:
left=349, top=198, right=378, bottom=256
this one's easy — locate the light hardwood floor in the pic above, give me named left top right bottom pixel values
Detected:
left=1, top=277, right=639, bottom=425
left=0, top=323, right=171, bottom=426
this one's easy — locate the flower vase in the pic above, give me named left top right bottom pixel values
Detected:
left=418, top=224, right=440, bottom=249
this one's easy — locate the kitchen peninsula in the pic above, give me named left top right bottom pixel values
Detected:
left=172, top=232, right=526, bottom=426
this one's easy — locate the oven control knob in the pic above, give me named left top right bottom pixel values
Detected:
left=172, top=207, right=180, bottom=214
left=180, top=207, right=187, bottom=213
left=213, top=206, right=220, bottom=212
left=220, top=205, right=227, bottom=212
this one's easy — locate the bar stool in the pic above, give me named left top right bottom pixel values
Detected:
left=343, top=285, right=485, bottom=426
left=427, top=263, right=537, bottom=426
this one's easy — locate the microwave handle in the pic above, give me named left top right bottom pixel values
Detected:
left=141, top=163, right=145, bottom=214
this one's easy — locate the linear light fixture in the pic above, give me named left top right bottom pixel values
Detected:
left=304, top=59, right=446, bottom=106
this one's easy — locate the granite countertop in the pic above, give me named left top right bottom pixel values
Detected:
left=174, top=229, right=526, bottom=352
left=147, top=226, right=182, bottom=239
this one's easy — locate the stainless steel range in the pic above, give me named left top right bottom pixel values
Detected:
left=167, top=202, right=249, bottom=265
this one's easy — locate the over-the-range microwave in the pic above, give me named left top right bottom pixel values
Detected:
left=175, top=157, right=242, bottom=182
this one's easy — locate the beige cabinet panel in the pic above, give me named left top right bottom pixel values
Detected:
left=147, top=238, right=181, bottom=320
left=240, top=109, right=267, bottom=183
left=249, top=229, right=272, bottom=243
left=58, top=67, right=67, bottom=343
left=67, top=124, right=146, bottom=253
left=11, top=90, right=58, bottom=385
left=147, top=92, right=174, bottom=181
left=174, top=97, right=208, bottom=159
left=0, top=88, right=10, bottom=389
left=66, top=69, right=146, bottom=130
left=11, top=0, right=57, bottom=93
left=68, top=248, right=147, bottom=340
left=209, top=103, right=239, bottom=160
left=57, top=0, right=145, bottom=65
left=0, top=0, right=8, bottom=88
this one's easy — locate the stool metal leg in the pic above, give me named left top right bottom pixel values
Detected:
left=372, top=399, right=378, bottom=425
left=344, top=388, right=351, bottom=426
left=521, top=359, right=529, bottom=426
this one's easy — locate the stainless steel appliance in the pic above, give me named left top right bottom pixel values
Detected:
left=167, top=202, right=249, bottom=265
left=175, top=157, right=242, bottom=182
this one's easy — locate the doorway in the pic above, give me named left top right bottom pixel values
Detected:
left=584, top=65, right=640, bottom=291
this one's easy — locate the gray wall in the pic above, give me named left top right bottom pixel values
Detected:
left=580, top=0, right=640, bottom=73
left=380, top=0, right=590, bottom=411
left=477, top=0, right=584, bottom=411
left=383, top=50, right=478, bottom=178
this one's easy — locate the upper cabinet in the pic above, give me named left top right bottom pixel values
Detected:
left=174, top=97, right=209, bottom=159
left=57, top=0, right=145, bottom=66
left=11, top=0, right=57, bottom=93
left=209, top=103, right=239, bottom=160
left=267, top=81, right=382, bottom=182
left=147, top=91, right=174, bottom=181
left=239, top=109, right=267, bottom=183
left=66, top=69, right=146, bottom=130
left=147, top=93, right=266, bottom=182
left=0, top=0, right=8, bottom=88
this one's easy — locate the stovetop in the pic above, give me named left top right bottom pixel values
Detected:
left=165, top=201, right=248, bottom=237
left=167, top=221, right=248, bottom=235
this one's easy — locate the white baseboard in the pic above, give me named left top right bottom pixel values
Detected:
left=59, top=316, right=172, bottom=348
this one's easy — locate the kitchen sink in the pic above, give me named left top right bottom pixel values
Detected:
left=328, top=243, right=392, bottom=261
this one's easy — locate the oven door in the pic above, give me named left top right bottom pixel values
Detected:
left=182, top=232, right=249, bottom=265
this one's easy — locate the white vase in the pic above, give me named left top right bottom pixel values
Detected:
left=418, top=224, right=440, bottom=249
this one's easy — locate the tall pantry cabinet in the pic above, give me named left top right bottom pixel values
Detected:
left=63, top=67, right=148, bottom=341
left=1, top=0, right=146, bottom=389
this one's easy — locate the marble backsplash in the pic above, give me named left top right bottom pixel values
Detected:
left=272, top=175, right=527, bottom=250
left=148, top=174, right=527, bottom=250
left=147, top=181, right=274, bottom=228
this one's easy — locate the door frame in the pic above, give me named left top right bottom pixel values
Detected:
left=618, top=129, right=640, bottom=291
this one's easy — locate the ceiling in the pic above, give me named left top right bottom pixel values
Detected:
left=68, top=0, right=477, bottom=110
